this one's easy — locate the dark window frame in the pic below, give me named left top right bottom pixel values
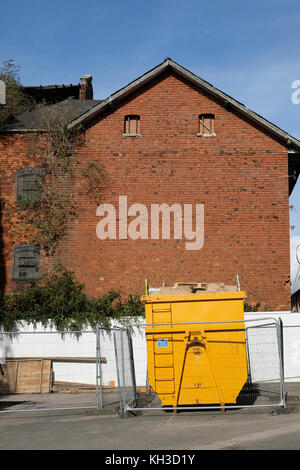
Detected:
left=123, top=115, right=141, bottom=136
left=15, top=168, right=44, bottom=203
left=12, top=244, right=41, bottom=281
left=198, top=113, right=216, bottom=137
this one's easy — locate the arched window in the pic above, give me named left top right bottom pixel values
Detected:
left=12, top=244, right=41, bottom=281
left=16, top=168, right=43, bottom=202
left=124, top=115, right=140, bottom=136
left=198, top=114, right=215, bottom=136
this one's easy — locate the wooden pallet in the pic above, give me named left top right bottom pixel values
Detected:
left=0, top=359, right=52, bottom=394
left=0, top=356, right=107, bottom=394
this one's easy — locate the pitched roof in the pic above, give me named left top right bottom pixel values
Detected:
left=23, top=83, right=80, bottom=104
left=3, top=58, right=300, bottom=152
left=3, top=97, right=103, bottom=132
left=68, top=58, right=300, bottom=150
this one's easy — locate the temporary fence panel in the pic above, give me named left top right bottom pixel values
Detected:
left=246, top=319, right=283, bottom=383
left=0, top=327, right=119, bottom=414
left=113, top=328, right=137, bottom=416
left=245, top=311, right=300, bottom=383
left=0, top=317, right=287, bottom=416
left=115, top=318, right=285, bottom=415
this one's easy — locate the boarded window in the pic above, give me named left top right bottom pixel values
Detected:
left=198, top=114, right=215, bottom=136
left=16, top=168, right=43, bottom=203
left=124, top=115, right=140, bottom=135
left=12, top=245, right=40, bottom=281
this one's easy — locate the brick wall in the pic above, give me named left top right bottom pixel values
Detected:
left=0, top=70, right=291, bottom=310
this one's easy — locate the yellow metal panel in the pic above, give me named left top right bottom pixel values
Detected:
left=154, top=354, right=173, bottom=368
left=155, top=367, right=174, bottom=380
left=144, top=290, right=248, bottom=407
left=152, top=303, right=171, bottom=311
left=142, top=292, right=247, bottom=304
left=179, top=388, right=221, bottom=405
left=155, top=381, right=175, bottom=394
left=153, top=336, right=173, bottom=354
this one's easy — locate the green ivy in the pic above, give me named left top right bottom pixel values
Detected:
left=0, top=267, right=145, bottom=331
left=244, top=302, right=272, bottom=312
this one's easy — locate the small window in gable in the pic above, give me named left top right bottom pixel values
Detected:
left=124, top=115, right=141, bottom=136
left=12, top=244, right=41, bottom=281
left=198, top=114, right=215, bottom=137
left=16, top=168, right=43, bottom=203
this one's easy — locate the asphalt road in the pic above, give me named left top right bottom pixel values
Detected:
left=1, top=405, right=300, bottom=451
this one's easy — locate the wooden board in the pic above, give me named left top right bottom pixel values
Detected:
left=0, top=361, right=17, bottom=393
left=0, top=356, right=107, bottom=394
left=0, top=359, right=53, bottom=394
left=6, top=356, right=107, bottom=363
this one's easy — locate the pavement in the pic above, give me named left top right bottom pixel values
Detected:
left=1, top=383, right=300, bottom=451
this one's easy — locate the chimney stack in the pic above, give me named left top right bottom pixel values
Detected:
left=79, top=74, right=93, bottom=100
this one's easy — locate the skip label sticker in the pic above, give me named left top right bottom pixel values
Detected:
left=157, top=339, right=169, bottom=348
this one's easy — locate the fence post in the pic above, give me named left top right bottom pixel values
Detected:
left=245, top=326, right=252, bottom=384
left=120, top=330, right=127, bottom=418
left=95, top=326, right=103, bottom=411
left=277, top=318, right=286, bottom=407
left=127, top=327, right=137, bottom=403
left=113, top=329, right=125, bottom=418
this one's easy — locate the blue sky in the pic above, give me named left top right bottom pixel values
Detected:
left=1, top=0, right=300, bottom=263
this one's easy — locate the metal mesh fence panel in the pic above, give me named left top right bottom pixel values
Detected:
left=0, top=329, right=105, bottom=413
left=97, top=329, right=120, bottom=408
left=113, top=328, right=136, bottom=414
left=246, top=322, right=281, bottom=383
left=122, top=318, right=285, bottom=414
left=3, top=319, right=283, bottom=415
left=245, top=318, right=285, bottom=405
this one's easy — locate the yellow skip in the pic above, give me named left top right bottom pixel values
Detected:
left=142, top=290, right=248, bottom=408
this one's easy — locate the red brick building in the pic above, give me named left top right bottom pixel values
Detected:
left=1, top=58, right=300, bottom=310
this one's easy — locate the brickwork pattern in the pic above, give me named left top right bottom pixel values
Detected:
left=0, top=71, right=291, bottom=310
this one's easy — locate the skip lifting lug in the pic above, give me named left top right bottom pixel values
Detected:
left=186, top=331, right=207, bottom=348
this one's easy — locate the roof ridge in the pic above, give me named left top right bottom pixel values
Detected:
left=66, top=58, right=300, bottom=149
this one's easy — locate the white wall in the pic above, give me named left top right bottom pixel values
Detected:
left=0, top=322, right=148, bottom=387
left=1, top=312, right=300, bottom=387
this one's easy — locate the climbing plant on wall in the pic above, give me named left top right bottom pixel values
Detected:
left=13, top=105, right=109, bottom=256
left=0, top=266, right=144, bottom=331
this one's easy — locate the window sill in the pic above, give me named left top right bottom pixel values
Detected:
left=15, top=199, right=41, bottom=206
left=197, top=133, right=216, bottom=137
left=122, top=133, right=142, bottom=138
